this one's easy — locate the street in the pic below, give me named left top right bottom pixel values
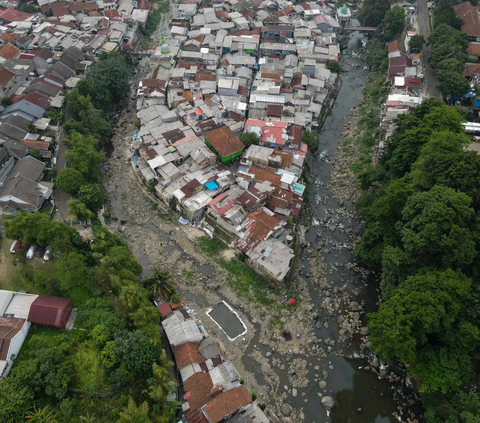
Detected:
left=416, top=0, right=442, bottom=99
left=52, top=129, right=72, bottom=222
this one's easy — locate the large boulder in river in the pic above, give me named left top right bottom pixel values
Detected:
left=321, top=396, right=335, bottom=409
left=281, top=403, right=293, bottom=416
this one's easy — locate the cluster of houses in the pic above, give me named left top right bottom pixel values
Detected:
left=0, top=0, right=158, bottom=215
left=158, top=301, right=269, bottom=423
left=379, top=37, right=424, bottom=154
left=0, top=289, right=74, bottom=379
left=134, top=0, right=351, bottom=282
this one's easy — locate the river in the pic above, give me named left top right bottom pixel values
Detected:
left=102, top=31, right=408, bottom=423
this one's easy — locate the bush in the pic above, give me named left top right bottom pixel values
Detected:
left=251, top=391, right=257, bottom=402
left=170, top=293, right=180, bottom=303
left=327, top=60, right=341, bottom=73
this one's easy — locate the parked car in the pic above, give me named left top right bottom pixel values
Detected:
left=10, top=240, right=29, bottom=254
left=10, top=240, right=19, bottom=254
left=34, top=246, right=44, bottom=258
left=26, top=245, right=37, bottom=259
left=43, top=246, right=51, bottom=261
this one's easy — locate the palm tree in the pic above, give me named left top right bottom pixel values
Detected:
left=143, top=269, right=176, bottom=299
left=25, top=406, right=58, bottom=422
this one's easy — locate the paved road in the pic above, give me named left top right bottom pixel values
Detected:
left=52, top=129, right=72, bottom=222
left=416, top=0, right=442, bottom=99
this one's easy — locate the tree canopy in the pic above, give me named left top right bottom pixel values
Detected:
left=55, top=168, right=85, bottom=195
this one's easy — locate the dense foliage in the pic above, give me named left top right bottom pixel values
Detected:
left=355, top=100, right=480, bottom=420
left=0, top=215, right=178, bottom=422
left=428, top=18, right=469, bottom=99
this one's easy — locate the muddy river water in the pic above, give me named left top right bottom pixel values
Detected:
left=103, top=31, right=407, bottom=423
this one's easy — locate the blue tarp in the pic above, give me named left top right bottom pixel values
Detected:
left=205, top=181, right=219, bottom=190
left=465, top=92, right=475, bottom=98
left=474, top=100, right=480, bottom=108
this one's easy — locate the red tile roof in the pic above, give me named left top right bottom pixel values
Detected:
left=249, top=165, right=282, bottom=188
left=0, top=8, right=32, bottom=22
left=468, top=43, right=480, bottom=56
left=20, top=140, right=51, bottom=150
left=0, top=43, right=19, bottom=60
left=70, top=1, right=98, bottom=13
left=0, top=317, right=25, bottom=361
left=454, top=1, right=480, bottom=38
left=204, top=126, right=244, bottom=158
left=173, top=342, right=204, bottom=368
left=157, top=303, right=173, bottom=319
left=0, top=67, right=15, bottom=87
left=236, top=209, right=280, bottom=252
left=27, top=295, right=72, bottom=328
left=183, top=372, right=215, bottom=411
left=104, top=9, right=121, bottom=18
left=464, top=62, right=480, bottom=77
left=0, top=32, right=17, bottom=43
left=387, top=40, right=400, bottom=53
left=203, top=387, right=251, bottom=423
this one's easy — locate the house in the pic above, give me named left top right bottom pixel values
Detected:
left=0, top=316, right=30, bottom=379
left=203, top=126, right=244, bottom=163
left=0, top=43, right=20, bottom=63
left=201, top=386, right=252, bottom=423
left=388, top=55, right=412, bottom=82
left=27, top=295, right=73, bottom=329
left=467, top=43, right=480, bottom=60
left=244, top=120, right=289, bottom=149
left=387, top=40, right=401, bottom=58
left=0, top=156, right=54, bottom=215
left=262, top=25, right=294, bottom=42
left=454, top=1, right=480, bottom=41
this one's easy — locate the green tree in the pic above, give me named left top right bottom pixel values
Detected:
left=239, top=132, right=259, bottom=148
left=84, top=108, right=112, bottom=147
left=302, top=130, right=319, bottom=150
left=25, top=406, right=58, bottom=422
left=360, top=0, right=391, bottom=26
left=114, top=330, right=160, bottom=379
left=378, top=6, right=405, bottom=42
left=67, top=199, right=94, bottom=221
left=78, top=184, right=107, bottom=213
left=437, top=68, right=470, bottom=99
left=84, top=52, right=131, bottom=110
left=409, top=34, right=425, bottom=53
left=4, top=211, right=51, bottom=245
left=117, top=398, right=151, bottom=423
left=327, top=60, right=341, bottom=73
left=142, top=269, right=177, bottom=298
left=64, top=132, right=106, bottom=182
left=369, top=269, right=475, bottom=392
left=29, top=148, right=42, bottom=161
left=1, top=96, right=12, bottom=107
left=63, top=119, right=88, bottom=136
left=433, top=0, right=463, bottom=29
left=399, top=185, right=476, bottom=268
left=55, top=168, right=86, bottom=195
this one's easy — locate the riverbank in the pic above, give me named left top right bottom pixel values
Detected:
left=99, top=30, right=426, bottom=423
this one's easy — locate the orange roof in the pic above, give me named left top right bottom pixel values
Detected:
left=203, top=387, right=251, bottom=423
left=173, top=342, right=204, bottom=368
left=412, top=52, right=422, bottom=60
left=468, top=43, right=480, bottom=56
left=20, top=140, right=51, bottom=150
left=0, top=67, right=15, bottom=87
left=182, top=91, right=193, bottom=101
left=387, top=40, right=400, bottom=53
left=464, top=62, right=480, bottom=77
left=455, top=2, right=480, bottom=38
left=0, top=42, right=19, bottom=60
left=195, top=72, right=215, bottom=82
left=183, top=372, right=215, bottom=411
left=0, top=32, right=17, bottom=43
left=236, top=209, right=280, bottom=252
left=249, top=165, right=282, bottom=187
left=204, top=126, right=244, bottom=158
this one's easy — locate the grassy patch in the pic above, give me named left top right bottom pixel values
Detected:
left=197, top=237, right=282, bottom=310
left=159, top=213, right=173, bottom=222
left=70, top=340, right=108, bottom=392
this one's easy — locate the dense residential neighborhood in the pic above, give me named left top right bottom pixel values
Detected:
left=1, top=0, right=480, bottom=421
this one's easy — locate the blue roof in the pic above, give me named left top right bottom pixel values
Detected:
left=205, top=181, right=219, bottom=190
left=474, top=100, right=480, bottom=107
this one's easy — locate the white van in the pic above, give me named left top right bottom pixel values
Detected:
left=26, top=245, right=37, bottom=259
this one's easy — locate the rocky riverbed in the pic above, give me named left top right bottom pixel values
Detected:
left=102, top=32, right=421, bottom=423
